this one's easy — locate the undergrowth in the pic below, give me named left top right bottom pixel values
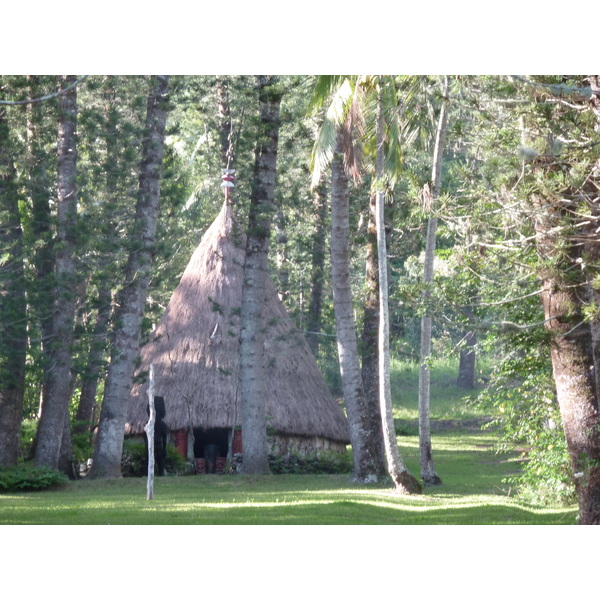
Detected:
left=0, top=465, right=68, bottom=493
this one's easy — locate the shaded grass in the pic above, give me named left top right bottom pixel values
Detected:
left=391, top=356, right=492, bottom=420
left=0, top=433, right=577, bottom=525
left=1, top=359, right=578, bottom=525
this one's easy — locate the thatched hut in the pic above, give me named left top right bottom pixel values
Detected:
left=126, top=200, right=349, bottom=472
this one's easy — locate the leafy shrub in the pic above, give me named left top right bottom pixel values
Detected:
left=19, top=419, right=38, bottom=460
left=268, top=451, right=352, bottom=475
left=0, top=465, right=68, bottom=492
left=70, top=421, right=96, bottom=464
left=476, top=348, right=576, bottom=506
left=121, top=439, right=192, bottom=477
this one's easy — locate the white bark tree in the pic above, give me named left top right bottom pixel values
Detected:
left=374, top=80, right=421, bottom=493
left=418, top=76, right=449, bottom=486
left=330, top=138, right=384, bottom=483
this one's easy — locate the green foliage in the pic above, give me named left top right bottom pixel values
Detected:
left=18, top=418, right=38, bottom=459
left=70, top=422, right=95, bottom=463
left=476, top=347, right=575, bottom=506
left=0, top=464, right=68, bottom=492
left=120, top=440, right=192, bottom=477
left=268, top=451, right=352, bottom=475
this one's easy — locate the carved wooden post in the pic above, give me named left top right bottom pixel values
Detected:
left=144, top=365, right=155, bottom=500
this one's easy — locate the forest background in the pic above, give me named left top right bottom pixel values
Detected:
left=2, top=3, right=598, bottom=599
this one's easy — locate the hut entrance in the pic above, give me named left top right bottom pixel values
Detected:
left=193, top=427, right=229, bottom=474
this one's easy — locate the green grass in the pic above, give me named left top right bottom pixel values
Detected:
left=391, top=356, right=492, bottom=420
left=0, top=358, right=578, bottom=525
left=0, top=432, right=577, bottom=525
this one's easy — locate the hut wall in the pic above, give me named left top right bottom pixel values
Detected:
left=268, top=434, right=347, bottom=456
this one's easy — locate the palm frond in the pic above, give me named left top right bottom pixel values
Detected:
left=310, top=78, right=355, bottom=188
left=307, top=75, right=348, bottom=116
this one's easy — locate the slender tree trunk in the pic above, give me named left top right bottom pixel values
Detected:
left=457, top=239, right=480, bottom=390
left=35, top=76, right=79, bottom=470
left=89, top=76, right=169, bottom=479
left=305, top=179, right=329, bottom=357
left=330, top=137, right=382, bottom=483
left=374, top=84, right=421, bottom=493
left=73, top=80, right=121, bottom=436
left=26, top=76, right=55, bottom=416
left=457, top=319, right=477, bottom=390
left=74, top=287, right=111, bottom=435
left=216, top=76, right=234, bottom=170
left=585, top=76, right=600, bottom=394
left=145, top=366, right=155, bottom=500
left=239, top=75, right=282, bottom=475
left=418, top=77, right=448, bottom=486
left=360, top=191, right=389, bottom=476
left=0, top=103, right=27, bottom=467
left=274, top=208, right=290, bottom=302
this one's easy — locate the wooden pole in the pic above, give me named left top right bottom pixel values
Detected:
left=144, top=365, right=155, bottom=500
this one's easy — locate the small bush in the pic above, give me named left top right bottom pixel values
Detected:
left=476, top=348, right=576, bottom=506
left=269, top=451, right=352, bottom=475
left=121, top=439, right=192, bottom=477
left=0, top=465, right=69, bottom=493
left=19, top=419, right=38, bottom=460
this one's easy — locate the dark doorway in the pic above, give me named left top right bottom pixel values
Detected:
left=193, top=428, right=229, bottom=474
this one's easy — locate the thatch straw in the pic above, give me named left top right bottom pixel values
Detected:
left=126, top=201, right=349, bottom=444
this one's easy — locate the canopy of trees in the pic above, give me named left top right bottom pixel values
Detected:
left=1, top=74, right=600, bottom=523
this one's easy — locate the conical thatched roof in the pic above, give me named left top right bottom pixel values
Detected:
left=126, top=200, right=349, bottom=444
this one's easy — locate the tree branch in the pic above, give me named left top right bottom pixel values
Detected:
left=0, top=76, right=89, bottom=106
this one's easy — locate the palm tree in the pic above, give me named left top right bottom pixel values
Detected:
left=373, top=77, right=422, bottom=493
left=311, top=76, right=387, bottom=482
left=310, top=75, right=421, bottom=490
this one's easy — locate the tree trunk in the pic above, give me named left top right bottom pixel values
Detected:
left=330, top=137, right=383, bottom=484
left=26, top=76, right=55, bottom=414
left=525, top=75, right=600, bottom=524
left=457, top=321, right=477, bottom=390
left=274, top=208, right=290, bottom=303
left=89, top=76, right=169, bottom=479
left=73, top=81, right=121, bottom=436
left=216, top=76, right=234, bottom=170
left=538, top=263, right=600, bottom=524
left=305, top=179, right=328, bottom=357
left=145, top=366, right=155, bottom=500
left=374, top=84, right=421, bottom=493
left=239, top=75, right=282, bottom=475
left=0, top=103, right=27, bottom=467
left=360, top=191, right=390, bottom=476
left=418, top=77, right=448, bottom=486
left=532, top=187, right=600, bottom=524
left=585, top=75, right=600, bottom=396
left=74, top=286, right=111, bottom=435
left=35, top=75, right=79, bottom=470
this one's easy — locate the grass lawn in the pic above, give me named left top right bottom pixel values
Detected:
left=0, top=431, right=577, bottom=525
left=0, top=358, right=578, bottom=525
